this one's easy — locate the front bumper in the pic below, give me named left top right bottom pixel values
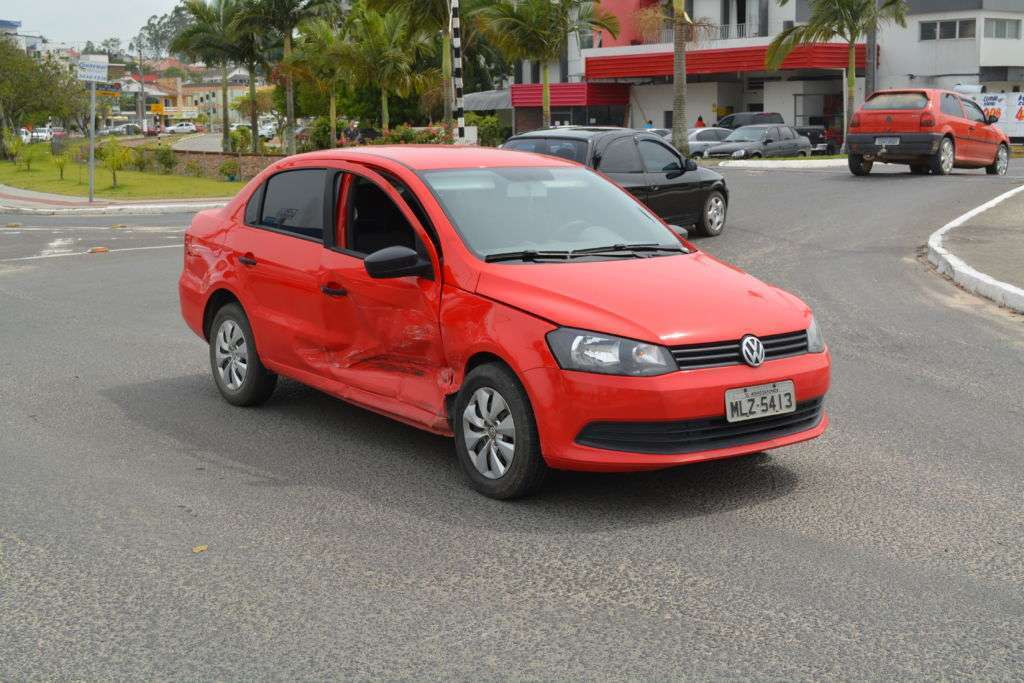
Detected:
left=846, top=133, right=942, bottom=159
left=523, top=350, right=831, bottom=472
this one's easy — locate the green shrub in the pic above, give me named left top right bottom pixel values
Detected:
left=98, top=137, right=135, bottom=187
left=51, top=150, right=70, bottom=179
left=132, top=146, right=155, bottom=172
left=218, top=159, right=240, bottom=180
left=465, top=112, right=508, bottom=147
left=368, top=124, right=454, bottom=146
left=229, top=128, right=251, bottom=154
left=154, top=145, right=177, bottom=174
left=2, top=129, right=23, bottom=162
left=309, top=116, right=345, bottom=150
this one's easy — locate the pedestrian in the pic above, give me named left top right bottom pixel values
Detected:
left=695, top=115, right=706, bottom=128
left=643, top=119, right=654, bottom=129
left=343, top=120, right=362, bottom=144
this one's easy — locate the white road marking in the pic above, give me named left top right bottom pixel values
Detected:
left=0, top=244, right=182, bottom=262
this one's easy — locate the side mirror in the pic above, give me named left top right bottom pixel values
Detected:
left=986, top=114, right=999, bottom=125
left=364, top=245, right=432, bottom=279
left=684, top=158, right=698, bottom=171
left=668, top=224, right=689, bottom=240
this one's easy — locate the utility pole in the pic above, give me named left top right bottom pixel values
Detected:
left=89, top=80, right=96, bottom=203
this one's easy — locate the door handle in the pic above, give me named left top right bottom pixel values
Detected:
left=320, top=285, right=348, bottom=297
left=650, top=185, right=660, bottom=191
left=238, top=254, right=257, bottom=266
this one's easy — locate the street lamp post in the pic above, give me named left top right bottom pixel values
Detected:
left=450, top=0, right=465, bottom=142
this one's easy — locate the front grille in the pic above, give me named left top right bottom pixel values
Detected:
left=670, top=330, right=809, bottom=370
left=575, top=397, right=825, bottom=455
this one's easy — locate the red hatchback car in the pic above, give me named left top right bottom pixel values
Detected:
left=846, top=88, right=1011, bottom=176
left=179, top=146, right=831, bottom=498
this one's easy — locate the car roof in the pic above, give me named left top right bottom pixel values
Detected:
left=508, top=126, right=633, bottom=140
left=302, top=145, right=579, bottom=171
left=734, top=124, right=777, bottom=130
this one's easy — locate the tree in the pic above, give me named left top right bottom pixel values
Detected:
left=237, top=0, right=331, bottom=155
left=767, top=0, right=907, bottom=139
left=100, top=137, right=134, bottom=187
left=228, top=21, right=275, bottom=154
left=661, top=1, right=717, bottom=155
left=339, top=5, right=432, bottom=131
left=478, top=0, right=619, bottom=129
left=289, top=18, right=349, bottom=146
left=100, top=37, right=122, bottom=58
left=172, top=0, right=243, bottom=153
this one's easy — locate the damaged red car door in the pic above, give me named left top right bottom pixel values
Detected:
left=316, top=164, right=447, bottom=417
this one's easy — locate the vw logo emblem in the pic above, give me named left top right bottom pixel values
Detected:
left=740, top=335, right=765, bottom=367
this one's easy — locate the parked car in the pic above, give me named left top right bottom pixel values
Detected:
left=257, top=123, right=276, bottom=140
left=796, top=126, right=842, bottom=155
left=166, top=122, right=198, bottom=134
left=846, top=88, right=1010, bottom=176
left=50, top=127, right=66, bottom=139
left=646, top=127, right=733, bottom=157
left=503, top=127, right=730, bottom=236
left=716, top=111, right=785, bottom=129
left=179, top=146, right=830, bottom=499
left=703, top=125, right=812, bottom=159
left=30, top=127, right=53, bottom=142
left=18, top=128, right=31, bottom=144
left=111, top=123, right=142, bottom=136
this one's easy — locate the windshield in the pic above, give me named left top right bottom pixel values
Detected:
left=422, top=167, right=681, bottom=260
left=725, top=127, right=767, bottom=142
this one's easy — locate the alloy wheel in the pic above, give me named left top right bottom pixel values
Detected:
left=215, top=319, right=248, bottom=391
left=940, top=139, right=954, bottom=174
left=996, top=146, right=1009, bottom=175
left=706, top=195, right=726, bottom=233
left=462, top=387, right=516, bottom=480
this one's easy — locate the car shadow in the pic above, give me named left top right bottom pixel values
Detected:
left=101, top=374, right=799, bottom=533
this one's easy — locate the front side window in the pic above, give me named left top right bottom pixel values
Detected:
left=258, top=169, right=327, bottom=240
left=961, top=98, right=987, bottom=124
left=345, top=177, right=418, bottom=256
left=780, top=127, right=796, bottom=140
left=422, top=167, right=679, bottom=259
left=638, top=140, right=681, bottom=173
left=725, top=126, right=768, bottom=141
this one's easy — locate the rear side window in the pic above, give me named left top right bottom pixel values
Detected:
left=598, top=137, right=642, bottom=173
left=863, top=92, right=929, bottom=110
left=503, top=138, right=588, bottom=163
left=260, top=169, right=328, bottom=240
left=696, top=129, right=718, bottom=141
left=941, top=94, right=964, bottom=117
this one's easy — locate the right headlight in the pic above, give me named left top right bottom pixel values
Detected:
left=546, top=328, right=675, bottom=377
left=806, top=315, right=825, bottom=353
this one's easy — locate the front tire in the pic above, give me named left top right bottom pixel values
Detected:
left=453, top=363, right=548, bottom=499
left=987, top=144, right=1009, bottom=176
left=848, top=154, right=873, bottom=176
left=208, top=303, right=277, bottom=407
left=929, top=137, right=955, bottom=175
left=695, top=190, right=727, bottom=237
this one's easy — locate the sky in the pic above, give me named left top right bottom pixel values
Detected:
left=6, top=0, right=174, bottom=48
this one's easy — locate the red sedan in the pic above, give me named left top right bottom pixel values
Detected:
left=179, top=146, right=830, bottom=499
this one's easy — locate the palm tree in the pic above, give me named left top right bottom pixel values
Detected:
left=229, top=22, right=274, bottom=154
left=171, top=0, right=240, bottom=153
left=288, top=18, right=348, bottom=146
left=478, top=0, right=619, bottom=129
left=238, top=0, right=331, bottom=155
left=656, top=1, right=716, bottom=155
left=766, top=0, right=907, bottom=139
left=340, top=6, right=432, bottom=131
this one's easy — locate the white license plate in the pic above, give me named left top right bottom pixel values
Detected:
left=875, top=136, right=900, bottom=146
left=725, top=381, right=796, bottom=423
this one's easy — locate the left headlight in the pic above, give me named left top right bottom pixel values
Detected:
left=806, top=315, right=825, bottom=353
left=546, top=328, right=676, bottom=377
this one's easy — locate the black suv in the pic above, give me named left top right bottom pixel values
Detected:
left=502, top=127, right=730, bottom=237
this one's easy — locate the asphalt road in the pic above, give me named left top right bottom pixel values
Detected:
left=170, top=133, right=225, bottom=152
left=1, top=165, right=1023, bottom=679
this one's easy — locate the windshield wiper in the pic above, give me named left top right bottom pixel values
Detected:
left=569, top=243, right=688, bottom=257
left=484, top=249, right=572, bottom=263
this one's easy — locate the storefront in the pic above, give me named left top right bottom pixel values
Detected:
left=509, top=82, right=631, bottom=133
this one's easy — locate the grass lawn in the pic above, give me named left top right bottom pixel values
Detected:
left=0, top=143, right=245, bottom=200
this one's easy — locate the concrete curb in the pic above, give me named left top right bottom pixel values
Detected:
left=0, top=201, right=228, bottom=216
left=927, top=184, right=1024, bottom=313
left=719, top=158, right=847, bottom=169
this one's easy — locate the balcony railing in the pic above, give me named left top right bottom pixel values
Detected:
left=642, top=21, right=791, bottom=45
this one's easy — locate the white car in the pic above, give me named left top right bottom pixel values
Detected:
left=30, top=127, right=53, bottom=142
left=258, top=124, right=276, bottom=140
left=19, top=128, right=31, bottom=144
left=166, top=122, right=198, bottom=134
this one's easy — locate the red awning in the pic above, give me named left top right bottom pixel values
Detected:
left=510, top=82, right=631, bottom=107
left=586, top=43, right=866, bottom=80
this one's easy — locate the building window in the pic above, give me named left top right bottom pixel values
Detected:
left=921, top=19, right=976, bottom=40
left=984, top=18, right=1021, bottom=39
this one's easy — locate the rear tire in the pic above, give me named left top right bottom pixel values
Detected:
left=453, top=363, right=548, bottom=499
left=848, top=154, right=873, bottom=176
left=929, top=137, right=954, bottom=175
left=695, top=190, right=727, bottom=237
left=208, top=303, right=277, bottom=407
left=987, top=144, right=1009, bottom=176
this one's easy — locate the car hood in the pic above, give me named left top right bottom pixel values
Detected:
left=475, top=253, right=810, bottom=345
left=708, top=141, right=761, bottom=154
